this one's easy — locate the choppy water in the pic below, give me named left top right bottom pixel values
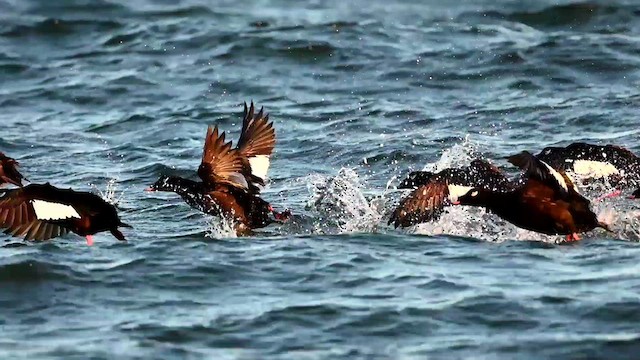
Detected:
left=2, top=0, right=640, bottom=358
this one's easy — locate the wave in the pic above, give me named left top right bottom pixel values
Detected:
left=464, top=3, right=629, bottom=29
left=0, top=259, right=87, bottom=282
left=1, top=18, right=121, bottom=38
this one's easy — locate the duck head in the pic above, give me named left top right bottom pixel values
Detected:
left=453, top=188, right=493, bottom=206
left=82, top=203, right=132, bottom=245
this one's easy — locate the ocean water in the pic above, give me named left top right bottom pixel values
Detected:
left=2, top=0, right=640, bottom=358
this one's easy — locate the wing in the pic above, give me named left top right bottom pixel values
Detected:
left=388, top=181, right=450, bottom=228
left=469, top=159, right=503, bottom=177
left=468, top=159, right=512, bottom=191
left=237, top=102, right=276, bottom=157
left=236, top=102, right=276, bottom=184
left=197, top=125, right=248, bottom=190
left=398, top=171, right=435, bottom=189
left=0, top=153, right=25, bottom=187
left=0, top=189, right=70, bottom=241
left=508, top=151, right=574, bottom=196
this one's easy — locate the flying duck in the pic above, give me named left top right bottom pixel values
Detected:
left=0, top=183, right=130, bottom=245
left=146, top=102, right=289, bottom=234
left=389, top=159, right=513, bottom=228
left=454, top=151, right=611, bottom=242
left=531, top=142, right=640, bottom=193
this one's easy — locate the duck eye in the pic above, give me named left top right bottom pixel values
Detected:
left=471, top=190, right=479, bottom=197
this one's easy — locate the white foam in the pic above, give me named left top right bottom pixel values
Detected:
left=204, top=215, right=238, bottom=239
left=203, top=201, right=239, bottom=239
left=32, top=200, right=80, bottom=220
left=307, top=168, right=384, bottom=234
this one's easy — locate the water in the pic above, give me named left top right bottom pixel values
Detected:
left=2, top=0, right=640, bottom=358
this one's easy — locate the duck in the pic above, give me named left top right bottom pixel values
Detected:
left=389, top=159, right=513, bottom=228
left=146, top=102, right=290, bottom=234
left=0, top=152, right=25, bottom=187
left=0, top=183, right=130, bottom=245
left=529, top=142, right=640, bottom=193
left=454, top=151, right=610, bottom=242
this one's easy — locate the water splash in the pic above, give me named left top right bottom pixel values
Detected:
left=204, top=215, right=238, bottom=239
left=93, top=178, right=126, bottom=206
left=306, top=168, right=385, bottom=234
left=203, top=202, right=238, bottom=239
left=302, top=138, right=640, bottom=242
left=422, top=135, right=480, bottom=173
left=395, top=138, right=587, bottom=243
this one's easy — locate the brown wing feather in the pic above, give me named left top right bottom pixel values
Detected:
left=237, top=102, right=276, bottom=157
left=0, top=189, right=70, bottom=241
left=197, top=125, right=247, bottom=190
left=389, top=182, right=450, bottom=228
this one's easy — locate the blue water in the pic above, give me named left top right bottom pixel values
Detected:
left=2, top=0, right=640, bottom=358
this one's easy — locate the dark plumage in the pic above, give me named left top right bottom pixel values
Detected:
left=397, top=171, right=435, bottom=189
left=389, top=159, right=513, bottom=228
left=0, top=152, right=25, bottom=187
left=0, top=183, right=130, bottom=245
left=455, top=151, right=610, bottom=241
left=147, top=101, right=288, bottom=234
left=532, top=142, right=640, bottom=191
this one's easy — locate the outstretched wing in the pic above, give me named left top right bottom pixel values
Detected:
left=197, top=126, right=248, bottom=190
left=398, top=171, right=435, bottom=189
left=236, top=102, right=275, bottom=184
left=388, top=181, right=450, bottom=228
left=508, top=151, right=574, bottom=196
left=238, top=102, right=275, bottom=157
left=469, top=159, right=502, bottom=177
left=468, top=159, right=512, bottom=191
left=0, top=188, right=71, bottom=241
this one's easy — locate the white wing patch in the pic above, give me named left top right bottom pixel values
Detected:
left=564, top=172, right=581, bottom=195
left=447, top=185, right=473, bottom=202
left=32, top=200, right=81, bottom=221
left=572, top=160, right=619, bottom=178
left=249, top=155, right=270, bottom=181
left=540, top=160, right=568, bottom=192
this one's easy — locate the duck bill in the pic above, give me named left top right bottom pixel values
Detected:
left=144, top=186, right=155, bottom=192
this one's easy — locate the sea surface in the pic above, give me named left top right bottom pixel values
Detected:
left=1, top=0, right=640, bottom=359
